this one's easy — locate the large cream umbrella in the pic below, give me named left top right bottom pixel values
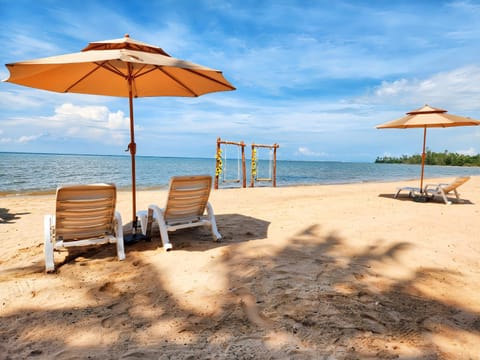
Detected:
left=376, top=104, right=480, bottom=192
left=4, top=34, right=235, bottom=240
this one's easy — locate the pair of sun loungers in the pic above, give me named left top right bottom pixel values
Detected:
left=44, top=175, right=221, bottom=272
left=394, top=176, right=471, bottom=204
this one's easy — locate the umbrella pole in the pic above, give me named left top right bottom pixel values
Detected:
left=420, top=126, right=427, bottom=192
left=124, top=68, right=148, bottom=243
left=128, top=87, right=137, bottom=232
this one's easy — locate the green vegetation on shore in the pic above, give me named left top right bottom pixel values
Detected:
left=375, top=150, right=480, bottom=166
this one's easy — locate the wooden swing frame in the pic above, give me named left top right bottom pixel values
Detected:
left=215, top=137, right=247, bottom=189
left=250, top=143, right=279, bottom=187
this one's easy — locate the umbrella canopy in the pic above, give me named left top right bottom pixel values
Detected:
left=377, top=104, right=480, bottom=191
left=4, top=34, right=235, bottom=237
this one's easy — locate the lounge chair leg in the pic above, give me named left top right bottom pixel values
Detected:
left=453, top=189, right=461, bottom=203
left=44, top=215, right=55, bottom=272
left=440, top=190, right=452, bottom=205
left=158, top=220, right=173, bottom=251
left=206, top=202, right=222, bottom=241
left=114, top=211, right=126, bottom=261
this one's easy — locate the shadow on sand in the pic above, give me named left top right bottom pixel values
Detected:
left=0, top=208, right=30, bottom=224
left=1, top=222, right=479, bottom=359
left=378, top=193, right=474, bottom=205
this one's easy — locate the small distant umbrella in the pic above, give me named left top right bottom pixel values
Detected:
left=376, top=104, right=480, bottom=192
left=3, top=34, right=235, bottom=240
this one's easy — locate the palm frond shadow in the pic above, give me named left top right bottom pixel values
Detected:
left=0, top=208, right=30, bottom=224
left=1, top=223, right=479, bottom=359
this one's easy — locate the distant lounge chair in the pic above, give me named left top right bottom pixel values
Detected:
left=137, top=175, right=222, bottom=250
left=424, top=176, right=471, bottom=204
left=394, top=186, right=422, bottom=199
left=44, top=183, right=125, bottom=272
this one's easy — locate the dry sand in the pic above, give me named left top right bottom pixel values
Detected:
left=1, top=177, right=480, bottom=359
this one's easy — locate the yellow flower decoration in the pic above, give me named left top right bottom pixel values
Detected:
left=251, top=148, right=257, bottom=178
left=215, top=148, right=223, bottom=176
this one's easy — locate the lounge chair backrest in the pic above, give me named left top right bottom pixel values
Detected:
left=442, top=176, right=470, bottom=193
left=164, top=175, right=212, bottom=222
left=55, top=183, right=117, bottom=242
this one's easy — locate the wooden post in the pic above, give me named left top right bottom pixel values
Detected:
left=420, top=126, right=427, bottom=193
left=273, top=143, right=278, bottom=187
left=241, top=141, right=246, bottom=188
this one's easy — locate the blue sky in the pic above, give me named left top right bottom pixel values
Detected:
left=1, top=0, right=480, bottom=162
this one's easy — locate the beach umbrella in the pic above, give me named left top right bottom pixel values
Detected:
left=3, top=34, right=235, bottom=240
left=376, top=104, right=480, bottom=192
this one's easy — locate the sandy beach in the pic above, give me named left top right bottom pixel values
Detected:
left=1, top=177, right=479, bottom=359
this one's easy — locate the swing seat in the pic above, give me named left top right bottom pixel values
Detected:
left=255, top=177, right=272, bottom=182
left=222, top=179, right=241, bottom=183
left=218, top=141, right=244, bottom=188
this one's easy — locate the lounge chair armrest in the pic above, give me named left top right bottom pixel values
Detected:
left=206, top=202, right=222, bottom=241
left=147, top=204, right=173, bottom=251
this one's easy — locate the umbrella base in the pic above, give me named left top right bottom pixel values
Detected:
left=124, top=232, right=150, bottom=244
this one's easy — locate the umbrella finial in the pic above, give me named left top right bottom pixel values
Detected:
left=125, top=34, right=130, bottom=38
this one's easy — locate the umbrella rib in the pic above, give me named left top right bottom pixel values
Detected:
left=64, top=63, right=104, bottom=92
left=97, top=62, right=128, bottom=78
left=183, top=68, right=236, bottom=90
left=155, top=67, right=235, bottom=96
left=64, top=61, right=126, bottom=92
left=155, top=67, right=199, bottom=96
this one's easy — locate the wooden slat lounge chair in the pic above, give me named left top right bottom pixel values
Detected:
left=424, top=176, right=471, bottom=204
left=44, top=183, right=125, bottom=272
left=137, top=175, right=222, bottom=250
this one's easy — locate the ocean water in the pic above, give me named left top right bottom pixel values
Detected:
left=2, top=152, right=480, bottom=195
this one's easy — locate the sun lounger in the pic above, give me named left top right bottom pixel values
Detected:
left=394, top=186, right=422, bottom=199
left=137, top=175, right=221, bottom=250
left=424, top=176, right=471, bottom=204
left=44, top=183, right=125, bottom=272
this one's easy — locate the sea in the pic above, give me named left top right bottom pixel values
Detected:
left=2, top=152, right=480, bottom=195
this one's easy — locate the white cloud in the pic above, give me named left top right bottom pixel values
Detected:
left=45, top=103, right=130, bottom=144
left=456, top=147, right=477, bottom=156
left=52, top=103, right=129, bottom=128
left=295, top=147, right=327, bottom=157
left=365, top=65, right=480, bottom=111
left=18, top=134, right=43, bottom=143
left=107, top=110, right=130, bottom=130
left=0, top=134, right=42, bottom=144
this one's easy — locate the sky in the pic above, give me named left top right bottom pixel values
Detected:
left=1, top=0, right=480, bottom=162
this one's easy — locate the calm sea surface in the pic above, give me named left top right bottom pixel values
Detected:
left=2, top=152, right=480, bottom=195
